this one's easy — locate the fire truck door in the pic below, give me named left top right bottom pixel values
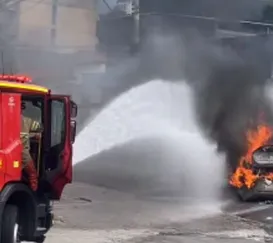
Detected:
left=46, top=95, right=72, bottom=199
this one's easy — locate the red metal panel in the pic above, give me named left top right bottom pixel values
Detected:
left=0, top=93, right=4, bottom=188
left=63, top=97, right=73, bottom=184
left=0, top=93, right=22, bottom=189
left=2, top=94, right=21, bottom=148
left=49, top=95, right=73, bottom=199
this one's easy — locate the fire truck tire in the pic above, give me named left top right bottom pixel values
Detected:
left=34, top=235, right=46, bottom=243
left=1, top=204, right=20, bottom=243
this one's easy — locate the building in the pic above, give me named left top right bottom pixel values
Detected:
left=18, top=0, right=97, bottom=49
left=0, top=0, right=105, bottom=87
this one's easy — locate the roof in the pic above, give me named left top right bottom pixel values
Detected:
left=0, top=80, right=49, bottom=94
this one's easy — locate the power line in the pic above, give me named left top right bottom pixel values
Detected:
left=101, top=0, right=112, bottom=11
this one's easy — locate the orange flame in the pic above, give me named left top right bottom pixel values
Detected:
left=229, top=124, right=273, bottom=189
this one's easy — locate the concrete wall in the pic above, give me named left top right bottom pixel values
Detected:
left=18, top=0, right=97, bottom=49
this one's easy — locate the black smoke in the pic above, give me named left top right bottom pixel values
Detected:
left=95, top=1, right=273, bottom=172
left=188, top=36, right=273, bottom=171
left=136, top=1, right=273, bottom=171
left=94, top=27, right=273, bottom=173
left=100, top=30, right=273, bottom=173
left=134, top=14, right=273, bottom=171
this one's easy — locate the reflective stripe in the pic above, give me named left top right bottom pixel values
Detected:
left=20, top=133, right=29, bottom=139
left=31, top=121, right=39, bottom=131
left=31, top=121, right=36, bottom=130
left=20, top=132, right=29, bottom=136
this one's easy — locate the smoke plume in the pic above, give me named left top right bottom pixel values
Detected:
left=135, top=0, right=273, bottom=171
left=130, top=14, right=273, bottom=171
left=184, top=35, right=273, bottom=171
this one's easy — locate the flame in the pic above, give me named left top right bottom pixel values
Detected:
left=229, top=124, right=273, bottom=189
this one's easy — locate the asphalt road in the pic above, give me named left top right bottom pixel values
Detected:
left=39, top=136, right=273, bottom=243
left=39, top=182, right=272, bottom=243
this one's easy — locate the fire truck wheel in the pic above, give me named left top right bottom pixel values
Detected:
left=1, top=205, right=20, bottom=243
left=35, top=235, right=46, bottom=243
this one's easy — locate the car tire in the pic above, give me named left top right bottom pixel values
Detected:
left=237, top=187, right=256, bottom=202
left=1, top=204, right=20, bottom=243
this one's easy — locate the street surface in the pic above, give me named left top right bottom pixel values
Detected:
left=39, top=138, right=273, bottom=243
left=38, top=183, right=273, bottom=243
left=38, top=125, right=273, bottom=243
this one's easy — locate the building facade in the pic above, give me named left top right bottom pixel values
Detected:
left=0, top=0, right=104, bottom=83
left=18, top=0, right=97, bottom=49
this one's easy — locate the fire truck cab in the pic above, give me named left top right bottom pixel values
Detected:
left=0, top=75, right=77, bottom=243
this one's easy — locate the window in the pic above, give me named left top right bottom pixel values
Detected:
left=22, top=99, right=42, bottom=123
left=51, top=100, right=65, bottom=147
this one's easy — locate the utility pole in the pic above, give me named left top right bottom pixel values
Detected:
left=51, top=0, right=58, bottom=46
left=133, top=0, right=140, bottom=44
left=130, top=0, right=140, bottom=54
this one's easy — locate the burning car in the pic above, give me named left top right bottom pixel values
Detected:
left=230, top=124, right=273, bottom=201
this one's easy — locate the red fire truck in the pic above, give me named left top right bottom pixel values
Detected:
left=0, top=74, right=77, bottom=243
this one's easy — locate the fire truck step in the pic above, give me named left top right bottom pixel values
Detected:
left=37, top=203, right=47, bottom=217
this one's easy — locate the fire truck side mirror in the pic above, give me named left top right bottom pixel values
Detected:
left=70, top=120, right=77, bottom=144
left=71, top=101, right=77, bottom=118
